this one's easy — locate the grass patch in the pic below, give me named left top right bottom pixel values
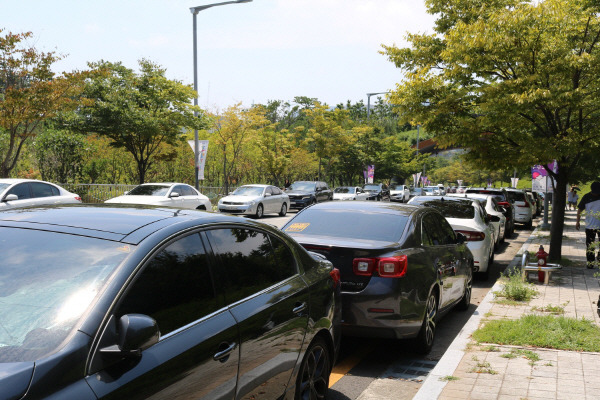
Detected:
left=439, top=375, right=460, bottom=382
left=482, top=345, right=500, bottom=352
left=495, top=270, right=538, bottom=302
left=473, top=314, right=600, bottom=352
left=531, top=301, right=568, bottom=314
left=500, top=349, right=540, bottom=366
left=469, top=361, right=497, bottom=375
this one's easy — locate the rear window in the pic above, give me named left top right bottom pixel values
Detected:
left=506, top=191, right=526, bottom=202
left=414, top=200, right=475, bottom=219
left=283, top=209, right=409, bottom=242
left=466, top=189, right=505, bottom=202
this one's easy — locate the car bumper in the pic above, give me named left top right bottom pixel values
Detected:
left=514, top=211, right=532, bottom=223
left=289, top=199, right=312, bottom=209
left=467, top=240, right=492, bottom=272
left=390, top=195, right=405, bottom=202
left=218, top=204, right=255, bottom=215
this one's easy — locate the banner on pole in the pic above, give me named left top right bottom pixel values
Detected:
left=187, top=140, right=209, bottom=180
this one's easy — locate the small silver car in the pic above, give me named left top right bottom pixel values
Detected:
left=218, top=184, right=290, bottom=218
left=0, top=179, right=81, bottom=209
left=105, top=183, right=212, bottom=210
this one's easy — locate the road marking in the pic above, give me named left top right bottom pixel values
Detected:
left=329, top=344, right=374, bottom=387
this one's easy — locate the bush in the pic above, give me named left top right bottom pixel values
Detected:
left=497, top=269, right=538, bottom=302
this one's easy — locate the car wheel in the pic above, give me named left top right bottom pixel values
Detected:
left=526, top=219, right=533, bottom=230
left=457, top=267, right=472, bottom=311
left=479, top=252, right=493, bottom=280
left=416, top=291, right=437, bottom=354
left=295, top=337, right=331, bottom=400
left=196, top=205, right=206, bottom=210
left=279, top=203, right=287, bottom=217
left=255, top=204, right=264, bottom=219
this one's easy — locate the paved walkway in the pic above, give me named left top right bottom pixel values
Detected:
left=412, top=209, right=600, bottom=400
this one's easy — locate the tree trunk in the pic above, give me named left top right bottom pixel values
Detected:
left=548, top=171, right=568, bottom=262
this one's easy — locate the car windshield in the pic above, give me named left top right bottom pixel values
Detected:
left=414, top=200, right=475, bottom=219
left=232, top=186, right=265, bottom=196
left=389, top=185, right=403, bottom=190
left=284, top=209, right=409, bottom=242
left=0, top=183, right=10, bottom=193
left=289, top=182, right=316, bottom=191
left=0, top=228, right=132, bottom=363
left=423, top=187, right=436, bottom=193
left=334, top=187, right=355, bottom=194
left=363, top=185, right=380, bottom=190
left=128, top=185, right=169, bottom=196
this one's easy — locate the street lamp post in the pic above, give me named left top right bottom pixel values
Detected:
left=191, top=0, right=252, bottom=190
left=366, top=92, right=387, bottom=118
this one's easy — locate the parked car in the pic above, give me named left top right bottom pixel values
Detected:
left=423, top=186, right=441, bottom=195
left=217, top=184, right=289, bottom=218
left=408, top=196, right=496, bottom=279
left=282, top=201, right=473, bottom=354
left=456, top=186, right=468, bottom=194
left=525, top=189, right=543, bottom=217
left=437, top=184, right=447, bottom=195
left=0, top=178, right=81, bottom=209
left=105, top=182, right=212, bottom=210
left=286, top=181, right=333, bottom=210
left=389, top=184, right=410, bottom=202
left=409, top=188, right=427, bottom=199
left=333, top=186, right=369, bottom=201
left=362, top=183, right=390, bottom=201
left=465, top=187, right=516, bottom=237
left=450, top=193, right=507, bottom=248
left=0, top=204, right=341, bottom=400
left=503, top=188, right=534, bottom=229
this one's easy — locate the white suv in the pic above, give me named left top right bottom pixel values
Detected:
left=389, top=184, right=410, bottom=202
left=504, top=188, right=534, bottom=229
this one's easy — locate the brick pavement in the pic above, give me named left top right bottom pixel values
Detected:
left=415, top=209, right=600, bottom=400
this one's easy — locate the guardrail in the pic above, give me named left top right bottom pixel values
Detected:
left=520, top=253, right=562, bottom=285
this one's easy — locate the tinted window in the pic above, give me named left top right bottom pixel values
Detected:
left=0, top=228, right=130, bottom=362
left=334, top=187, right=355, bottom=194
left=414, top=200, right=475, bottom=219
left=30, top=182, right=56, bottom=198
left=506, top=191, right=526, bottom=202
left=422, top=213, right=443, bottom=246
left=438, top=218, right=457, bottom=245
left=284, top=209, right=409, bottom=242
left=180, top=185, right=196, bottom=196
left=7, top=183, right=30, bottom=200
left=117, top=233, right=218, bottom=335
left=207, top=228, right=295, bottom=305
left=128, top=185, right=169, bottom=196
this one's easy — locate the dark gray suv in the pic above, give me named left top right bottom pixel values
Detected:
left=286, top=181, right=333, bottom=210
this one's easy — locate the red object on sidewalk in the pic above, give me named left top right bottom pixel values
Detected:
left=536, top=245, right=548, bottom=282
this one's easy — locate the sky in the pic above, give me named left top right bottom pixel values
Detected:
left=3, top=0, right=436, bottom=112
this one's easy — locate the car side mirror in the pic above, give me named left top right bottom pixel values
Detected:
left=3, top=194, right=18, bottom=202
left=169, top=192, right=180, bottom=198
left=456, top=233, right=467, bottom=244
left=100, top=314, right=160, bottom=360
left=264, top=193, right=271, bottom=197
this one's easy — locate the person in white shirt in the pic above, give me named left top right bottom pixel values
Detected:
left=576, top=182, right=600, bottom=268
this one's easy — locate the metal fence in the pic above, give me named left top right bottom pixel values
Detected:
left=60, top=184, right=233, bottom=204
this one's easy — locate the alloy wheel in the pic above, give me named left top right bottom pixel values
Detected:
left=297, top=341, right=330, bottom=400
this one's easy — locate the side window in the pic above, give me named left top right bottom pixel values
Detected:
left=270, top=235, right=296, bottom=276
left=7, top=183, right=30, bottom=200
left=116, top=233, right=218, bottom=335
left=172, top=185, right=186, bottom=196
left=265, top=186, right=273, bottom=195
left=30, top=182, right=56, bottom=198
left=180, top=185, right=195, bottom=196
left=271, top=186, right=282, bottom=195
left=206, top=228, right=295, bottom=305
left=422, top=214, right=443, bottom=246
left=438, top=217, right=457, bottom=245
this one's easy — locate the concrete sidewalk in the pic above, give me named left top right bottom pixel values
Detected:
left=410, top=209, right=600, bottom=400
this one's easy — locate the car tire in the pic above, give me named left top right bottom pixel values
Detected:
left=279, top=203, right=287, bottom=217
left=457, top=267, right=472, bottom=311
left=311, top=198, right=317, bottom=206
left=415, top=291, right=437, bottom=355
left=295, top=337, right=331, bottom=400
left=479, top=251, right=493, bottom=280
left=526, top=219, right=533, bottom=230
left=196, top=205, right=206, bottom=210
left=255, top=204, right=264, bottom=219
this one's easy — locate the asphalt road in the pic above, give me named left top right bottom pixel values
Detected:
left=256, top=210, right=536, bottom=399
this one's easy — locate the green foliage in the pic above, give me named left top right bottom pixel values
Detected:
left=496, top=269, right=538, bottom=302
left=473, top=314, right=600, bottom=352
left=33, top=128, right=88, bottom=183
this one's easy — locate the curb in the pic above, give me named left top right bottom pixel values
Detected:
left=412, top=224, right=541, bottom=399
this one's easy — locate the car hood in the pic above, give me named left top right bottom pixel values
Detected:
left=220, top=194, right=261, bottom=203
left=285, top=190, right=313, bottom=196
left=0, top=362, right=34, bottom=400
left=105, top=195, right=168, bottom=205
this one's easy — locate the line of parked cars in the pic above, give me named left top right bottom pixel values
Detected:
left=0, top=177, right=542, bottom=399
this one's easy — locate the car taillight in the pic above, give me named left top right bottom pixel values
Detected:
left=455, top=230, right=485, bottom=241
left=75, top=196, right=82, bottom=202
left=353, top=256, right=407, bottom=278
left=497, top=201, right=510, bottom=207
left=330, top=268, right=340, bottom=288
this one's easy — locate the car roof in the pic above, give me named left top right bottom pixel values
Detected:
left=240, top=184, right=269, bottom=188
left=301, top=200, right=419, bottom=216
left=412, top=195, right=475, bottom=205
left=0, top=204, right=251, bottom=244
left=0, top=178, right=44, bottom=184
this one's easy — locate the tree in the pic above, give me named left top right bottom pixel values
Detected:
left=78, top=59, right=206, bottom=184
left=0, top=30, right=85, bottom=178
left=34, top=128, right=88, bottom=183
left=383, top=0, right=600, bottom=261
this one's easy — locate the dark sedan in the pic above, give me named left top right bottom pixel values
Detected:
left=0, top=204, right=340, bottom=400
left=362, top=183, right=390, bottom=201
left=282, top=202, right=473, bottom=354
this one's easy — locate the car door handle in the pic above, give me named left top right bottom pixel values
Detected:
left=213, top=342, right=237, bottom=362
left=293, top=302, right=307, bottom=314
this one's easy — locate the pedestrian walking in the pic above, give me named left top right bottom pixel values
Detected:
left=576, top=181, right=600, bottom=268
left=567, top=186, right=579, bottom=210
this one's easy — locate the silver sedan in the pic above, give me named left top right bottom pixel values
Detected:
left=218, top=184, right=290, bottom=218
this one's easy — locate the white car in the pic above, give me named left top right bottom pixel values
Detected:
left=0, top=179, right=81, bottom=209
left=423, top=186, right=441, bottom=195
left=333, top=186, right=369, bottom=201
left=218, top=184, right=289, bottom=218
left=504, top=188, right=534, bottom=229
left=408, top=195, right=495, bottom=279
left=449, top=193, right=506, bottom=248
left=105, top=183, right=212, bottom=210
left=389, top=184, right=410, bottom=202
